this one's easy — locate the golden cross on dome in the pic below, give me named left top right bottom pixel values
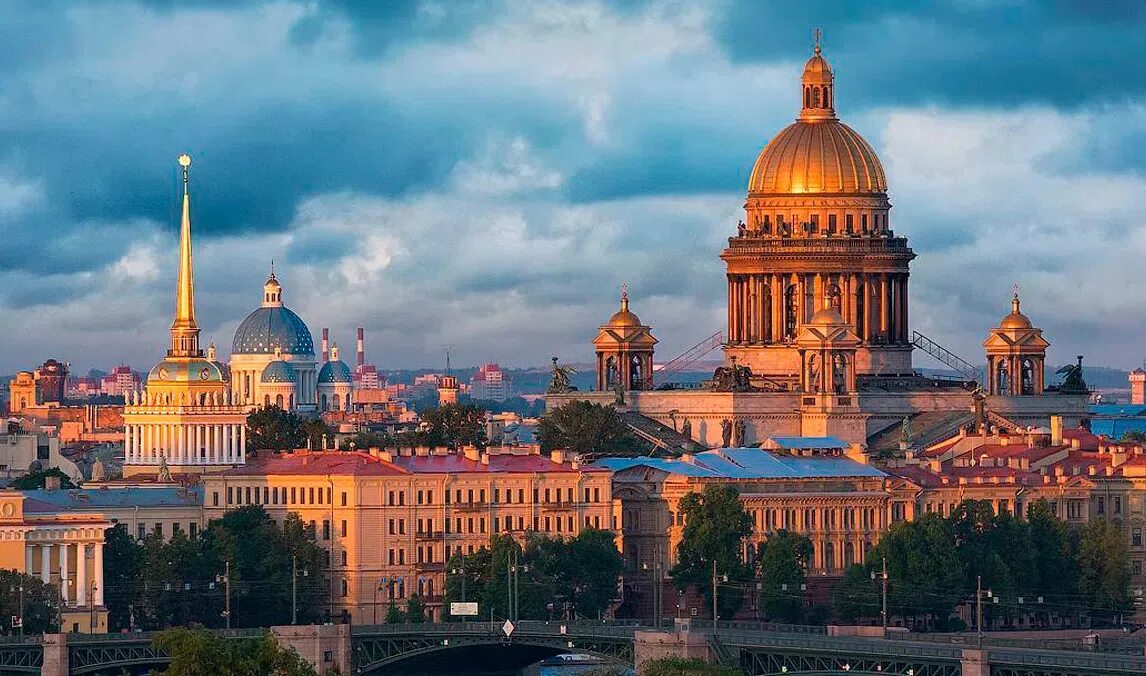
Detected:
left=813, top=27, right=822, bottom=54
left=1012, top=282, right=1020, bottom=299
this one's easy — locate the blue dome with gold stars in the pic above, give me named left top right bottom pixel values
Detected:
left=232, top=271, right=315, bottom=356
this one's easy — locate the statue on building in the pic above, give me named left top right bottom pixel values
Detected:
left=157, top=454, right=172, bottom=483
left=710, top=357, right=756, bottom=393
left=547, top=357, right=578, bottom=394
left=900, top=416, right=912, bottom=446
left=732, top=418, right=746, bottom=447
left=1057, top=356, right=1089, bottom=394
left=720, top=418, right=732, bottom=448
left=613, top=380, right=626, bottom=406
left=91, top=456, right=106, bottom=482
left=681, top=418, right=692, bottom=440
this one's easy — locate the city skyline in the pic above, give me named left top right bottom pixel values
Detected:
left=3, top=2, right=1146, bottom=374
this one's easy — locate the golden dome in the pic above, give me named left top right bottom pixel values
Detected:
left=999, top=294, right=1032, bottom=330
left=607, top=287, right=643, bottom=327
left=747, top=46, right=887, bottom=196
left=809, top=305, right=846, bottom=326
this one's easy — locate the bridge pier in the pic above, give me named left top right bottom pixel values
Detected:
left=271, top=623, right=352, bottom=675
left=961, top=648, right=989, bottom=676
left=41, top=633, right=68, bottom=676
left=633, top=626, right=711, bottom=670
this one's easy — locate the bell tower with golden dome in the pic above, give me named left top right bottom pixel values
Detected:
left=593, top=286, right=657, bottom=392
left=722, top=40, right=915, bottom=382
left=983, top=291, right=1049, bottom=396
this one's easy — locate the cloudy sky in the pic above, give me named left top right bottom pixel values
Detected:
left=2, top=0, right=1146, bottom=375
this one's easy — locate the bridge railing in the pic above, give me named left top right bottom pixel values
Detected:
left=987, top=646, right=1146, bottom=673
left=68, top=627, right=269, bottom=644
left=351, top=619, right=641, bottom=638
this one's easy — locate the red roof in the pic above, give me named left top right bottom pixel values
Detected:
left=221, top=450, right=604, bottom=477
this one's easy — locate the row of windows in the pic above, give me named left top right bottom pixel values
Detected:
left=134, top=522, right=198, bottom=539
left=215, top=485, right=347, bottom=508
left=405, top=486, right=604, bottom=506
left=342, top=576, right=437, bottom=600
left=748, top=507, right=879, bottom=532
left=751, top=212, right=887, bottom=236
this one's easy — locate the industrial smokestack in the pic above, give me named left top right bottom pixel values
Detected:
left=357, top=327, right=365, bottom=369
left=321, top=328, right=330, bottom=363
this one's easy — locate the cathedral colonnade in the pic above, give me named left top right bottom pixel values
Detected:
left=124, top=421, right=245, bottom=465
left=726, top=271, right=909, bottom=345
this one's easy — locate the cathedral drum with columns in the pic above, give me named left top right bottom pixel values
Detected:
left=723, top=42, right=913, bottom=381
left=122, top=155, right=248, bottom=477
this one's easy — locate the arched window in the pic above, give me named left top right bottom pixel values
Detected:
left=320, top=394, right=328, bottom=411
left=761, top=285, right=771, bottom=341
left=264, top=394, right=271, bottom=407
left=833, top=354, right=848, bottom=394
left=604, top=356, right=618, bottom=388
left=276, top=394, right=284, bottom=408
left=844, top=542, right=855, bottom=568
left=784, top=285, right=799, bottom=338
left=812, top=86, right=821, bottom=107
left=629, top=355, right=643, bottom=389
left=824, top=542, right=835, bottom=573
left=332, top=393, right=341, bottom=410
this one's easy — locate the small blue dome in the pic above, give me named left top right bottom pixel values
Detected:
left=318, top=360, right=353, bottom=384
left=261, top=360, right=297, bottom=384
left=232, top=306, right=314, bottom=356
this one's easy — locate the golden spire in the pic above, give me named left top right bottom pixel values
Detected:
left=1012, top=283, right=1021, bottom=314
left=621, top=282, right=629, bottom=312
left=169, top=153, right=201, bottom=357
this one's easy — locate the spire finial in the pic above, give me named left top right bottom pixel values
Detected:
left=178, top=153, right=191, bottom=195
left=621, top=283, right=629, bottom=311
left=270, top=259, right=276, bottom=280
left=813, top=27, right=822, bottom=55
left=169, top=153, right=201, bottom=357
left=1012, top=283, right=1021, bottom=313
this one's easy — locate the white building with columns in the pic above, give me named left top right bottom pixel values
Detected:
left=121, top=154, right=247, bottom=478
left=0, top=490, right=111, bottom=633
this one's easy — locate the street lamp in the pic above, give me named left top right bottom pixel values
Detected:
left=374, top=578, right=389, bottom=624
left=10, top=585, right=24, bottom=636
left=291, top=556, right=309, bottom=625
left=642, top=561, right=663, bottom=629
left=449, top=567, right=466, bottom=603
left=88, top=583, right=98, bottom=633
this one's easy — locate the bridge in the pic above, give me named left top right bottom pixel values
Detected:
left=5, top=620, right=1146, bottom=675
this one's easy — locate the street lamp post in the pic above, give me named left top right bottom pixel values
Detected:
left=291, top=556, right=308, bottom=625
left=374, top=578, right=390, bottom=624
left=642, top=562, right=663, bottom=629
left=217, top=562, right=231, bottom=630
left=89, top=583, right=98, bottom=633
left=450, top=567, right=466, bottom=603
left=11, top=585, right=24, bottom=636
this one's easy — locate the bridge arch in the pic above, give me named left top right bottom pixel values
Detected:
left=354, top=633, right=634, bottom=674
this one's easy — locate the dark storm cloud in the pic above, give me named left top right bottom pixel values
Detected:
left=715, top=0, right=1146, bottom=108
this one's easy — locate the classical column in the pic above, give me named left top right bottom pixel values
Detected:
left=25, top=544, right=33, bottom=577
left=94, top=543, right=104, bottom=606
left=813, top=273, right=823, bottom=310
left=879, top=274, right=889, bottom=340
left=797, top=274, right=807, bottom=325
left=40, top=544, right=50, bottom=584
left=124, top=426, right=132, bottom=465
left=862, top=276, right=872, bottom=342
left=59, top=542, right=69, bottom=604
left=771, top=275, right=782, bottom=342
left=76, top=544, right=87, bottom=606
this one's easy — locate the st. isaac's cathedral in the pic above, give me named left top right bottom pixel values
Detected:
left=550, top=44, right=1090, bottom=451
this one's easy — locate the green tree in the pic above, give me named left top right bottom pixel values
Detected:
left=245, top=406, right=307, bottom=451
left=1120, top=430, right=1146, bottom=443
left=536, top=400, right=642, bottom=457
left=833, top=564, right=879, bottom=623
left=1077, top=518, right=1132, bottom=622
left=524, top=529, right=623, bottom=620
left=102, top=524, right=145, bottom=631
left=405, top=595, right=426, bottom=623
left=384, top=601, right=405, bottom=624
left=11, top=467, right=76, bottom=490
left=152, top=627, right=317, bottom=676
left=422, top=403, right=489, bottom=450
left=640, top=657, right=742, bottom=676
left=1026, top=499, right=1079, bottom=617
left=301, top=418, right=333, bottom=450
left=868, top=515, right=963, bottom=629
left=0, top=569, right=58, bottom=634
left=756, top=530, right=812, bottom=622
left=198, top=507, right=327, bottom=628
left=671, top=485, right=753, bottom=620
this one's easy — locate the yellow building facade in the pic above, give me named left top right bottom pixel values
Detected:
left=201, top=446, right=614, bottom=623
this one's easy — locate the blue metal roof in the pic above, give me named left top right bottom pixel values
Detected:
left=318, top=359, right=353, bottom=384
left=593, top=448, right=886, bottom=480
left=1089, top=419, right=1146, bottom=439
left=766, top=436, right=848, bottom=449
left=21, top=486, right=203, bottom=512
left=261, top=360, right=297, bottom=383
left=1090, top=404, right=1146, bottom=417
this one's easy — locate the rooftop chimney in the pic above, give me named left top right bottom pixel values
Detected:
left=45, top=475, right=61, bottom=492
left=356, top=328, right=365, bottom=369
left=1050, top=415, right=1063, bottom=446
left=322, top=328, right=330, bottom=363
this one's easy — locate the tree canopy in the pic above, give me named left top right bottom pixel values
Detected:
left=756, top=530, right=812, bottom=622
left=152, top=627, right=317, bottom=676
left=0, top=569, right=58, bottom=634
left=103, top=507, right=326, bottom=631
left=536, top=400, right=642, bottom=457
left=246, top=406, right=330, bottom=452
left=12, top=467, right=75, bottom=490
left=444, top=530, right=622, bottom=621
left=670, top=485, right=753, bottom=620
left=833, top=499, right=1133, bottom=629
